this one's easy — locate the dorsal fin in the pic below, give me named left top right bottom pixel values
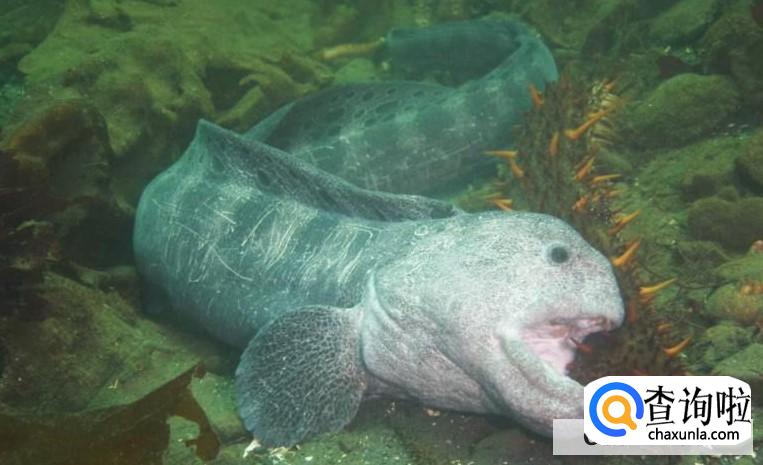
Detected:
left=244, top=82, right=448, bottom=148
left=190, top=120, right=459, bottom=222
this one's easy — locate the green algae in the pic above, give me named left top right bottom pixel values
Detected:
left=704, top=283, right=763, bottom=325
left=735, top=129, right=763, bottom=194
left=506, top=0, right=649, bottom=54
left=716, top=253, right=763, bottom=282
left=622, top=73, right=740, bottom=149
left=2, top=0, right=763, bottom=462
left=687, top=196, right=763, bottom=252
left=691, top=322, right=754, bottom=372
left=712, top=343, right=763, bottom=404
left=680, top=171, right=727, bottom=201
left=14, top=0, right=332, bottom=203
left=702, top=4, right=763, bottom=112
left=599, top=135, right=747, bottom=303
left=649, top=0, right=720, bottom=45
left=0, top=0, right=65, bottom=54
left=687, top=197, right=738, bottom=249
left=628, top=134, right=745, bottom=196
left=674, top=240, right=730, bottom=284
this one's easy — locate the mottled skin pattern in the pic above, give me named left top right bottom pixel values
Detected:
left=245, top=18, right=558, bottom=196
left=134, top=122, right=624, bottom=446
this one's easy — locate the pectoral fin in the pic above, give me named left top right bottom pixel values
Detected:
left=235, top=306, right=366, bottom=446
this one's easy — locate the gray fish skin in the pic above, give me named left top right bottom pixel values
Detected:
left=134, top=121, right=624, bottom=446
left=135, top=120, right=455, bottom=347
left=245, top=18, right=558, bottom=196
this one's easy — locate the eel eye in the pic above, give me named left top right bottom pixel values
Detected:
left=548, top=245, right=570, bottom=264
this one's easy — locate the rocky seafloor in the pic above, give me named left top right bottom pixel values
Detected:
left=1, top=1, right=762, bottom=464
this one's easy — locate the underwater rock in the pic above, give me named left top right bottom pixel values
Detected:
left=715, top=185, right=739, bottom=202
left=0, top=43, right=33, bottom=68
left=506, top=0, right=665, bottom=54
left=735, top=129, right=763, bottom=194
left=633, top=134, right=743, bottom=212
left=46, top=34, right=212, bottom=204
left=313, top=2, right=363, bottom=48
left=716, top=253, right=763, bottom=283
left=1, top=99, right=135, bottom=268
left=214, top=53, right=332, bottom=132
left=54, top=196, right=135, bottom=268
left=67, top=263, right=140, bottom=306
left=623, top=73, right=740, bottom=149
left=704, top=284, right=763, bottom=325
left=654, top=54, right=695, bottom=80
left=1, top=268, right=250, bottom=460
left=732, top=197, right=763, bottom=251
left=649, top=0, right=720, bottom=45
left=0, top=369, right=193, bottom=465
left=0, top=99, right=133, bottom=325
left=407, top=0, right=493, bottom=29
left=16, top=0, right=330, bottom=204
left=2, top=99, right=112, bottom=200
left=0, top=273, right=202, bottom=412
left=686, top=196, right=737, bottom=248
left=674, top=240, right=729, bottom=284
left=755, top=410, right=763, bottom=444
left=0, top=148, right=63, bottom=324
left=729, top=455, right=758, bottom=465
left=189, top=374, right=247, bottom=445
left=85, top=0, right=133, bottom=31
left=162, top=417, right=206, bottom=465
left=0, top=219, right=59, bottom=322
left=0, top=271, right=239, bottom=464
left=0, top=0, right=65, bottom=52
left=712, top=343, right=763, bottom=405
left=334, top=58, right=379, bottom=84
left=702, top=6, right=763, bottom=112
left=680, top=171, right=727, bottom=201
left=693, top=322, right=754, bottom=372
left=470, top=428, right=555, bottom=465
left=687, top=196, right=763, bottom=252
left=384, top=402, right=497, bottom=465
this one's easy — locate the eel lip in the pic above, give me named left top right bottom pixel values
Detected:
left=497, top=316, right=617, bottom=420
left=520, top=316, right=613, bottom=377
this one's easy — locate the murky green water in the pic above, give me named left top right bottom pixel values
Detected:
left=1, top=1, right=761, bottom=464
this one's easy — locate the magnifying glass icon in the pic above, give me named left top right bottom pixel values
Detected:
left=602, top=395, right=637, bottom=430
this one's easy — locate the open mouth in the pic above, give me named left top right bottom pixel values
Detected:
left=496, top=315, right=619, bottom=431
left=520, top=317, right=613, bottom=376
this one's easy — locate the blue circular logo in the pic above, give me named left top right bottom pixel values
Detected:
left=589, top=382, right=645, bottom=437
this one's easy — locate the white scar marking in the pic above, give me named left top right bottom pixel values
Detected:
left=264, top=222, right=295, bottom=270
left=262, top=205, right=314, bottom=271
left=336, top=224, right=375, bottom=284
left=187, top=241, right=211, bottom=283
left=210, top=207, right=236, bottom=225
left=152, top=199, right=178, bottom=213
left=241, top=207, right=275, bottom=247
left=211, top=245, right=254, bottom=282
